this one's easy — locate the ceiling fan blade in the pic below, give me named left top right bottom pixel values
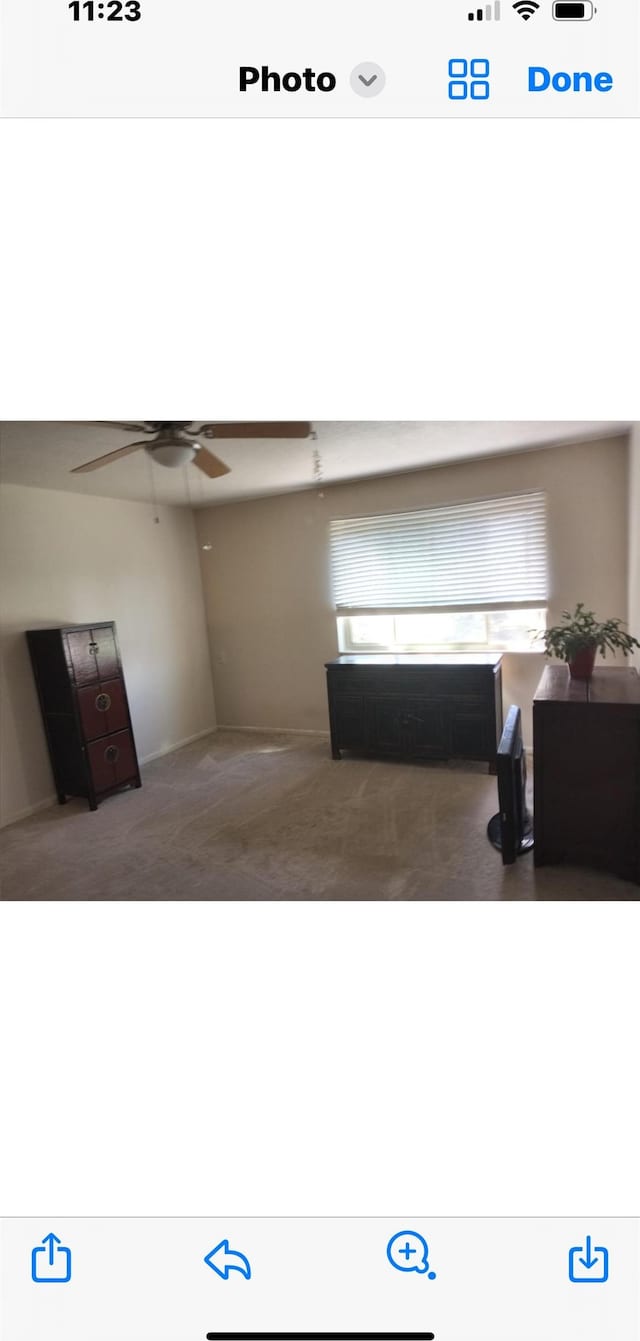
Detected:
left=199, top=421, right=312, bottom=440
left=192, top=448, right=231, bottom=479
left=76, top=421, right=155, bottom=434
left=70, top=442, right=148, bottom=473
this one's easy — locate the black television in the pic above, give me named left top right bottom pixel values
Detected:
left=487, top=704, right=534, bottom=864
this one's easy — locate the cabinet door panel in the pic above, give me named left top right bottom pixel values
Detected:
left=87, top=729, right=137, bottom=793
left=404, top=697, right=449, bottom=756
left=66, top=630, right=100, bottom=685
left=369, top=696, right=405, bottom=753
left=78, top=678, right=128, bottom=742
left=451, top=712, right=491, bottom=759
left=333, top=694, right=367, bottom=750
left=93, top=626, right=119, bottom=681
left=538, top=710, right=638, bottom=850
left=66, top=626, right=119, bottom=687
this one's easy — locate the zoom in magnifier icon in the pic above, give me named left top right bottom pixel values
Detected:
left=386, top=1230, right=437, bottom=1277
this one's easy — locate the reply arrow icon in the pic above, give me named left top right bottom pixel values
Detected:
left=204, top=1239, right=252, bottom=1280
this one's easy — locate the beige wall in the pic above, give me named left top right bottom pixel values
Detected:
left=0, top=484, right=216, bottom=826
left=195, top=435, right=630, bottom=748
left=629, top=423, right=640, bottom=662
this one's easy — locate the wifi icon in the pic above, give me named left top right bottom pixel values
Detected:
left=513, top=0, right=540, bottom=16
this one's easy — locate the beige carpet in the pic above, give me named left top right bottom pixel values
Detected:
left=0, top=729, right=637, bottom=901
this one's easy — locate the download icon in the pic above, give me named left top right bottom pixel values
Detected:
left=569, top=1236, right=609, bottom=1283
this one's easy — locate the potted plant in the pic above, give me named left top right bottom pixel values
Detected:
left=542, top=603, right=640, bottom=680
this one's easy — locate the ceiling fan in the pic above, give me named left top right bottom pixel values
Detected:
left=70, top=421, right=312, bottom=478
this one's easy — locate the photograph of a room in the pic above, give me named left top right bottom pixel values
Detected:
left=1, top=420, right=639, bottom=901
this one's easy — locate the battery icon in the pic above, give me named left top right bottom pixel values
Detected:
left=552, top=1, right=596, bottom=18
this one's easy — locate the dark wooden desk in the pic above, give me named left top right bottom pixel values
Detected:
left=325, top=654, right=503, bottom=769
left=533, top=665, right=640, bottom=885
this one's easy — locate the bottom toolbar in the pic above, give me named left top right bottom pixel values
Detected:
left=1, top=1218, right=638, bottom=1340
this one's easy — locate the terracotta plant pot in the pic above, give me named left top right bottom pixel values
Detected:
left=568, top=645, right=597, bottom=680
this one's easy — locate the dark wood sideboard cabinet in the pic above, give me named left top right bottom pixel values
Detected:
left=325, top=654, right=503, bottom=769
left=533, top=665, right=640, bottom=885
left=26, top=622, right=141, bottom=812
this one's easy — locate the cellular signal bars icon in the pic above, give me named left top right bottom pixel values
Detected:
left=469, top=2, right=501, bottom=17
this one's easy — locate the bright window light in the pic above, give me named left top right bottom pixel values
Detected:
left=338, top=609, right=546, bottom=653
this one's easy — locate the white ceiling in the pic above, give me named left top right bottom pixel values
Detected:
left=0, top=421, right=630, bottom=509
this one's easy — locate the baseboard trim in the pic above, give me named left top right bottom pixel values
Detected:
left=139, top=725, right=218, bottom=765
left=0, top=792, right=58, bottom=829
left=0, top=727, right=218, bottom=829
left=218, top=724, right=330, bottom=739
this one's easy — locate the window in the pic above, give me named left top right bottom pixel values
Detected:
left=330, top=491, right=548, bottom=653
left=338, top=609, right=546, bottom=653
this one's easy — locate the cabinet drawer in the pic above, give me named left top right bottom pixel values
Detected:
left=78, top=678, right=128, bottom=742
left=87, top=729, right=137, bottom=794
left=67, top=626, right=119, bottom=685
left=327, top=670, right=384, bottom=694
left=328, top=668, right=493, bottom=699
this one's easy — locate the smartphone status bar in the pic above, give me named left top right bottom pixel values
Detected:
left=1, top=0, right=638, bottom=116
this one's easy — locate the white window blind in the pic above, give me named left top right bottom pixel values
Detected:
left=330, top=492, right=548, bottom=613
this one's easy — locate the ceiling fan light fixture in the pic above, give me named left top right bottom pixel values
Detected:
left=148, top=442, right=197, bottom=469
left=73, top=418, right=308, bottom=478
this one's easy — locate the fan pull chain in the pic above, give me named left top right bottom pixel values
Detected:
left=183, top=460, right=194, bottom=510
left=311, top=434, right=325, bottom=499
left=196, top=460, right=212, bottom=549
left=145, top=450, right=160, bottom=524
